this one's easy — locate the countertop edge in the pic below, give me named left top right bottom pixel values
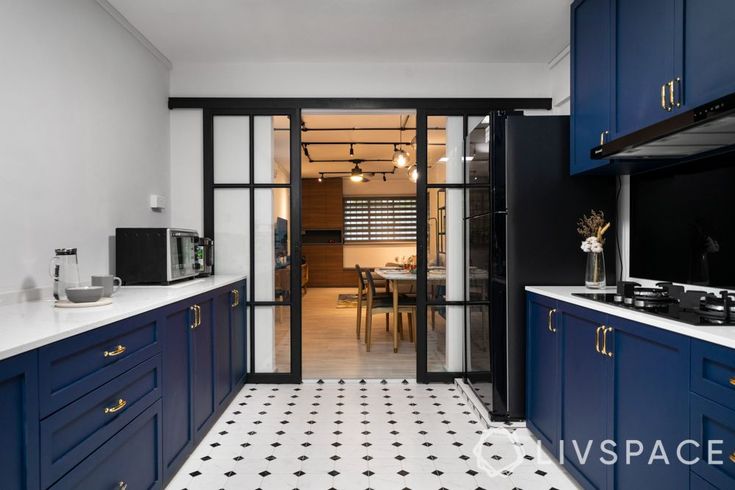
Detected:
left=0, top=275, right=247, bottom=362
left=525, top=286, right=735, bottom=350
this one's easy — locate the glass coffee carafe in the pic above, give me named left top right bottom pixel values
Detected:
left=50, top=248, right=81, bottom=300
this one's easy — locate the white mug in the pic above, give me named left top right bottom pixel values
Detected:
left=91, top=275, right=122, bottom=297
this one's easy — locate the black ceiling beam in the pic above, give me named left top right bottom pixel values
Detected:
left=308, top=159, right=394, bottom=163
left=168, top=97, right=552, bottom=112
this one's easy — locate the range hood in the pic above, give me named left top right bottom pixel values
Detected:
left=591, top=92, right=735, bottom=160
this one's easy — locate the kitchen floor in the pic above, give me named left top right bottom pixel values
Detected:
left=166, top=380, right=579, bottom=490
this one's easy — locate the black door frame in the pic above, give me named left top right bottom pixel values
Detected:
left=174, top=97, right=551, bottom=384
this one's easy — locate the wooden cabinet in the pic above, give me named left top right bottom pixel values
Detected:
left=302, top=178, right=344, bottom=230
left=525, top=293, right=561, bottom=455
left=302, top=244, right=352, bottom=287
left=570, top=0, right=613, bottom=174
left=0, top=351, right=39, bottom=490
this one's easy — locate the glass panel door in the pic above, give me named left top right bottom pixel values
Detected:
left=208, top=111, right=300, bottom=381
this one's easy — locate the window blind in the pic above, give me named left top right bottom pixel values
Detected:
left=344, top=197, right=417, bottom=242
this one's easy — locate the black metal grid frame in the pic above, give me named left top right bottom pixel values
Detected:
left=182, top=97, right=551, bottom=384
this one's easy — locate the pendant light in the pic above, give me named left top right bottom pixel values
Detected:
left=350, top=163, right=364, bottom=182
left=393, top=115, right=410, bottom=168
left=408, top=165, right=419, bottom=183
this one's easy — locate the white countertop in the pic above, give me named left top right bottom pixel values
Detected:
left=526, top=286, right=735, bottom=349
left=0, top=275, right=247, bottom=362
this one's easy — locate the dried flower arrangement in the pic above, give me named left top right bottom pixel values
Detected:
left=577, top=210, right=611, bottom=253
left=395, top=255, right=417, bottom=272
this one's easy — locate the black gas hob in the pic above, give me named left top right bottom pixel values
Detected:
left=573, top=281, right=735, bottom=326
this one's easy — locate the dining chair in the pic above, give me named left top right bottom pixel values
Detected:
left=364, top=269, right=416, bottom=352
left=354, top=265, right=391, bottom=341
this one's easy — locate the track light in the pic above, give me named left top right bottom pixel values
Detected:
left=350, top=164, right=364, bottom=182
left=383, top=174, right=387, bottom=182
left=349, top=144, right=354, bottom=158
left=318, top=174, right=323, bottom=183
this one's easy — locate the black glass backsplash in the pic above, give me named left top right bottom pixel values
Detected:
left=630, top=152, right=735, bottom=289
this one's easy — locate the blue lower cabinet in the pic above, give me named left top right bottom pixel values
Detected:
left=231, top=281, right=247, bottom=387
left=214, top=289, right=233, bottom=409
left=41, top=355, right=162, bottom=488
left=559, top=303, right=611, bottom=489
left=691, top=471, right=720, bottom=490
left=0, top=351, right=40, bottom=490
left=691, top=339, right=735, bottom=409
left=608, top=317, right=690, bottom=490
left=49, top=400, right=163, bottom=490
left=526, top=294, right=561, bottom=454
left=161, top=302, right=195, bottom=483
left=690, top=393, right=735, bottom=489
left=38, top=309, right=161, bottom=417
left=192, top=299, right=216, bottom=442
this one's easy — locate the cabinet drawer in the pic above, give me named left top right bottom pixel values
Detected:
left=41, top=355, right=161, bottom=488
left=49, top=400, right=163, bottom=490
left=690, top=393, right=735, bottom=489
left=691, top=340, right=735, bottom=410
left=39, top=310, right=161, bottom=416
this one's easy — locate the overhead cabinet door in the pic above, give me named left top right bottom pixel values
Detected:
left=680, top=0, right=735, bottom=109
left=570, top=0, right=612, bottom=174
left=614, top=0, right=679, bottom=136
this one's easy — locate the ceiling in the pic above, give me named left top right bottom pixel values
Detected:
left=106, top=0, right=570, bottom=64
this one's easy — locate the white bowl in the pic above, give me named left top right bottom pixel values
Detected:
left=65, top=286, right=104, bottom=303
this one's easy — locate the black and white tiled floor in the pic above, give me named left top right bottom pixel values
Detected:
left=167, top=380, right=579, bottom=490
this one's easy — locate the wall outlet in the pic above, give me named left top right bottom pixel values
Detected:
left=149, top=194, right=167, bottom=210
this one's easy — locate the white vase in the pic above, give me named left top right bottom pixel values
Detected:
left=585, top=252, right=606, bottom=289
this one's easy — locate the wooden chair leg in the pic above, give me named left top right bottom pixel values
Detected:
left=356, top=294, right=362, bottom=339
left=431, top=308, right=436, bottom=331
left=366, top=311, right=373, bottom=352
left=408, top=312, right=414, bottom=343
left=385, top=313, right=389, bottom=331
left=398, top=313, right=404, bottom=340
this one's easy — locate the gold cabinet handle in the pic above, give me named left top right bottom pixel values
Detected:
left=231, top=289, right=239, bottom=307
left=190, top=305, right=198, bottom=329
left=729, top=452, right=735, bottom=463
left=196, top=304, right=201, bottom=327
left=668, top=80, right=675, bottom=111
left=103, top=345, right=126, bottom=358
left=602, top=327, right=614, bottom=357
left=661, top=83, right=667, bottom=110
left=118, top=481, right=128, bottom=490
left=595, top=326, right=603, bottom=353
left=599, top=130, right=609, bottom=146
left=674, top=77, right=682, bottom=107
left=104, top=398, right=127, bottom=414
left=547, top=308, right=557, bottom=333
left=729, top=377, right=735, bottom=386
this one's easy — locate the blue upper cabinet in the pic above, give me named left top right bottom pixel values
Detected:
left=570, top=0, right=735, bottom=175
left=679, top=0, right=735, bottom=109
left=613, top=0, right=679, bottom=136
left=570, top=0, right=613, bottom=174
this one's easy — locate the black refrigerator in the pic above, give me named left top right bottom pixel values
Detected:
left=470, top=115, right=616, bottom=420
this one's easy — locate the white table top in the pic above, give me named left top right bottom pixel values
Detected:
left=526, top=285, right=735, bottom=350
left=0, top=274, right=247, bottom=362
left=374, top=267, right=487, bottom=281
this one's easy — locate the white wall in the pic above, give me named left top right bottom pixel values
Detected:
left=0, top=0, right=170, bottom=297
left=170, top=110, right=204, bottom=233
left=171, top=62, right=551, bottom=98
left=549, top=47, right=571, bottom=115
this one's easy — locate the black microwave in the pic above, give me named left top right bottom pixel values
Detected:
left=116, top=228, right=199, bottom=285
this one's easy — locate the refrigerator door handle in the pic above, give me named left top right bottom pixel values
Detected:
left=493, top=210, right=508, bottom=215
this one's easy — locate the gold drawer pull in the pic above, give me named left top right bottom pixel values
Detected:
left=104, top=398, right=127, bottom=414
left=730, top=452, right=735, bottom=464
left=118, top=481, right=128, bottom=490
left=729, top=377, right=735, bottom=386
left=103, top=345, right=126, bottom=358
left=231, top=289, right=239, bottom=307
left=547, top=308, right=557, bottom=333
